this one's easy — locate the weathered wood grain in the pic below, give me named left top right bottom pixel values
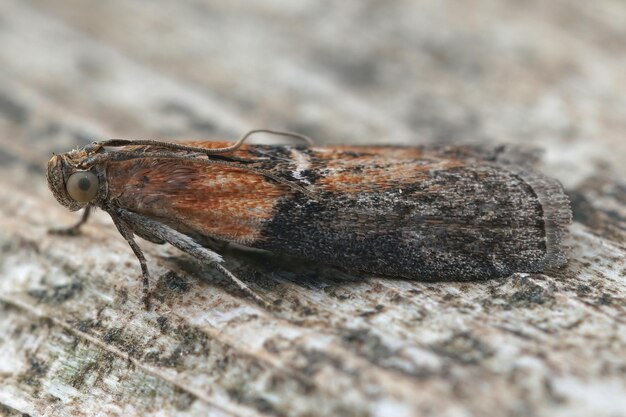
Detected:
left=0, top=1, right=625, bottom=416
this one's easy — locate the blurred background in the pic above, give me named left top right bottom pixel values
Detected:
left=1, top=1, right=625, bottom=180
left=1, top=1, right=625, bottom=417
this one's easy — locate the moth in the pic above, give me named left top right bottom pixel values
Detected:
left=47, top=129, right=572, bottom=308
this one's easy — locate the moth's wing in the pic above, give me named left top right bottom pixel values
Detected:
left=248, top=145, right=571, bottom=280
left=106, top=143, right=293, bottom=247
left=105, top=143, right=570, bottom=281
left=411, top=143, right=543, bottom=168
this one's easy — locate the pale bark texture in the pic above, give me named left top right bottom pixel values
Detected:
left=0, top=1, right=625, bottom=417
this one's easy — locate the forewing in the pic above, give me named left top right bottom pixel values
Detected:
left=105, top=142, right=570, bottom=280
left=248, top=145, right=571, bottom=280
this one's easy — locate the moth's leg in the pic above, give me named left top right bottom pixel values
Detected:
left=109, top=213, right=152, bottom=309
left=112, top=207, right=268, bottom=307
left=49, top=206, right=92, bottom=236
left=213, top=263, right=269, bottom=306
left=130, top=226, right=166, bottom=244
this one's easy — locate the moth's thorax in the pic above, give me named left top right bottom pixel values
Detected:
left=46, top=146, right=109, bottom=211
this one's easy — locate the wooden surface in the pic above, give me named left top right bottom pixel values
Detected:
left=1, top=1, right=625, bottom=416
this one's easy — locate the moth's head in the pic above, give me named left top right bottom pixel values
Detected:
left=47, top=151, right=106, bottom=211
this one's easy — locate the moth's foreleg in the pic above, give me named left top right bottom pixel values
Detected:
left=49, top=206, right=92, bottom=236
left=111, top=207, right=268, bottom=307
left=109, top=213, right=152, bottom=309
left=124, top=236, right=151, bottom=309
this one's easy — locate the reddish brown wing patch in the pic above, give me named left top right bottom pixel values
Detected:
left=106, top=143, right=288, bottom=244
left=310, top=147, right=466, bottom=193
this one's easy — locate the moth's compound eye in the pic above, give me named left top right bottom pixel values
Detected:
left=66, top=171, right=99, bottom=203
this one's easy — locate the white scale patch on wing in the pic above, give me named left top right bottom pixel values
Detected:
left=290, top=148, right=312, bottom=185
